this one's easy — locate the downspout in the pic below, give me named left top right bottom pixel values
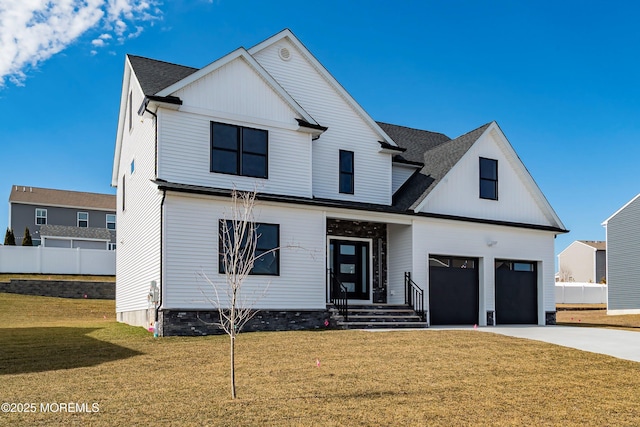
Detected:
left=156, top=188, right=166, bottom=336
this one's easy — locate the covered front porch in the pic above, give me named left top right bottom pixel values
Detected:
left=324, top=218, right=426, bottom=328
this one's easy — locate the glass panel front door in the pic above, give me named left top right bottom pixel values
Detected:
left=330, top=239, right=370, bottom=300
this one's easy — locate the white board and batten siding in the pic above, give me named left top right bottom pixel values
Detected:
left=419, top=129, right=554, bottom=227
left=387, top=223, right=414, bottom=305
left=162, top=194, right=327, bottom=310
left=116, top=70, right=163, bottom=317
left=252, top=38, right=393, bottom=205
left=605, top=194, right=640, bottom=313
left=411, top=218, right=556, bottom=326
left=157, top=56, right=313, bottom=198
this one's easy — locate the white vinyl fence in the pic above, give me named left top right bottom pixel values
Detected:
left=555, top=282, right=607, bottom=304
left=0, top=246, right=115, bottom=275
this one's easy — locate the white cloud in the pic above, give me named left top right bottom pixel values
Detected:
left=0, top=0, right=163, bottom=87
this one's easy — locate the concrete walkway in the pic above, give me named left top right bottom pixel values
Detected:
left=479, top=326, right=640, bottom=363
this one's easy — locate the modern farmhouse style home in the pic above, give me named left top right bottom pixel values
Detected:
left=112, top=29, right=567, bottom=336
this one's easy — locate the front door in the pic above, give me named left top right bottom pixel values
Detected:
left=330, top=239, right=370, bottom=300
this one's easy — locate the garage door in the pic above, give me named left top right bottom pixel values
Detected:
left=495, top=260, right=537, bottom=324
left=429, top=256, right=479, bottom=325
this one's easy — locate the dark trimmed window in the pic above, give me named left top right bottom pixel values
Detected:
left=339, top=150, right=354, bottom=194
left=218, top=220, right=279, bottom=275
left=211, top=122, right=268, bottom=178
left=479, top=157, right=498, bottom=200
left=128, top=91, right=133, bottom=131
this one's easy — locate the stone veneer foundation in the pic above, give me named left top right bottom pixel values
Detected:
left=158, top=309, right=335, bottom=336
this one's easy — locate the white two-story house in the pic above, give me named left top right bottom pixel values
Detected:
left=112, top=29, right=567, bottom=336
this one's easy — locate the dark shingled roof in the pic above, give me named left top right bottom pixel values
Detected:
left=125, top=54, right=495, bottom=214
left=127, top=55, right=198, bottom=96
left=40, top=225, right=113, bottom=241
left=377, top=122, right=451, bottom=164
left=392, top=123, right=492, bottom=210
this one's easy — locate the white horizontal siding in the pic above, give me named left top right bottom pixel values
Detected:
left=410, top=218, right=556, bottom=325
left=253, top=39, right=392, bottom=205
left=387, top=223, right=413, bottom=304
left=607, top=196, right=640, bottom=310
left=392, top=164, right=417, bottom=194
left=557, top=242, right=596, bottom=283
left=163, top=194, right=327, bottom=310
left=173, top=56, right=297, bottom=125
left=419, top=131, right=552, bottom=226
left=157, top=109, right=312, bottom=197
left=116, top=74, right=162, bottom=315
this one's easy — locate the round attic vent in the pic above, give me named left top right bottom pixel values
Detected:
left=278, top=47, right=291, bottom=61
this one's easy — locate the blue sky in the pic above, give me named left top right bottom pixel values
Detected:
left=1, top=1, right=639, bottom=261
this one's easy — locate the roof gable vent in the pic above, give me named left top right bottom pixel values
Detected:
left=278, top=46, right=291, bottom=61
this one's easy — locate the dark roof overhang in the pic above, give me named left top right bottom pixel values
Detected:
left=379, top=141, right=406, bottom=152
left=153, top=179, right=569, bottom=234
left=138, top=95, right=183, bottom=116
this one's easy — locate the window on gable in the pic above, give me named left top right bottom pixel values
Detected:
left=218, top=220, right=279, bottom=276
left=78, top=212, right=89, bottom=228
left=106, top=214, right=116, bottom=230
left=339, top=150, right=354, bottom=194
left=479, top=157, right=498, bottom=200
left=210, top=122, right=268, bottom=178
left=35, top=208, right=47, bottom=225
left=130, top=159, right=135, bottom=174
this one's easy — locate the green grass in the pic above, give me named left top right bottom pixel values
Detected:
left=3, top=293, right=640, bottom=426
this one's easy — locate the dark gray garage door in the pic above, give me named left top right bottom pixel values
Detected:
left=429, top=256, right=479, bottom=325
left=495, top=260, right=538, bottom=324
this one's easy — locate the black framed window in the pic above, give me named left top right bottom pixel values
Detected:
left=211, top=122, right=268, bottom=178
left=218, top=220, right=279, bottom=275
left=339, top=150, right=354, bottom=194
left=479, top=157, right=498, bottom=200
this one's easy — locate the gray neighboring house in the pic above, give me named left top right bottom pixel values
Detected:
left=603, top=193, right=640, bottom=314
left=557, top=240, right=606, bottom=283
left=8, top=185, right=117, bottom=249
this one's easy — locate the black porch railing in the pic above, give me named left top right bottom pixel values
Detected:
left=404, top=272, right=426, bottom=322
left=327, top=269, right=348, bottom=321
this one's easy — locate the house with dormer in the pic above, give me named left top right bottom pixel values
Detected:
left=112, top=29, right=567, bottom=336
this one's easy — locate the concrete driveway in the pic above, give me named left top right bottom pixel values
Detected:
left=479, top=325, right=640, bottom=363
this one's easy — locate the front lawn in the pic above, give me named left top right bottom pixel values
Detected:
left=2, top=293, right=640, bottom=426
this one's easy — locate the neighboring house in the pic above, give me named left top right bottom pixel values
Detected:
left=112, top=29, right=567, bottom=335
left=602, top=194, right=640, bottom=314
left=8, top=185, right=117, bottom=249
left=557, top=240, right=607, bottom=283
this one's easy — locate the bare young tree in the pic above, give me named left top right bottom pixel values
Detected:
left=198, top=188, right=274, bottom=399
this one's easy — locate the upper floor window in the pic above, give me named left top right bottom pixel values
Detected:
left=78, top=212, right=89, bottom=228
left=210, top=122, right=268, bottom=179
left=35, top=208, right=47, bottom=225
left=218, top=220, right=279, bottom=276
left=106, top=214, right=116, bottom=230
left=339, top=150, right=354, bottom=194
left=130, top=159, right=135, bottom=174
left=479, top=157, right=498, bottom=200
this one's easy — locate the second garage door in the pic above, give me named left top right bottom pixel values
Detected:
left=429, top=255, right=479, bottom=325
left=495, top=260, right=538, bottom=324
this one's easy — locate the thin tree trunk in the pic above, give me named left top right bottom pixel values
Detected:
left=230, top=333, right=236, bottom=399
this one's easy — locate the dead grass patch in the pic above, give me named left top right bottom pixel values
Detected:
left=2, top=292, right=640, bottom=426
left=558, top=309, right=640, bottom=331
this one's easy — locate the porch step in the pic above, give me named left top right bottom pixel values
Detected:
left=330, top=304, right=428, bottom=329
